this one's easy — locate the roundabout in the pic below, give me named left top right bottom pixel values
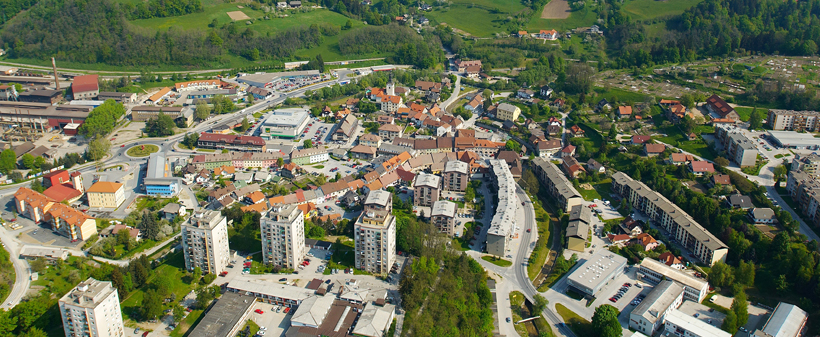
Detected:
left=126, top=144, right=159, bottom=157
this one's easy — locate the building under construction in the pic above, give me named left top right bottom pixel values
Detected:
left=0, top=101, right=91, bottom=141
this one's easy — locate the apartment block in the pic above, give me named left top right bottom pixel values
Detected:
left=86, top=181, right=125, bottom=209
left=413, top=173, right=441, bottom=207
left=531, top=157, right=584, bottom=212
left=791, top=153, right=820, bottom=178
left=261, top=204, right=305, bottom=269
left=629, top=280, right=684, bottom=336
left=767, top=109, right=820, bottom=132
left=612, top=172, right=728, bottom=266
left=354, top=190, right=396, bottom=275
left=430, top=200, right=457, bottom=236
left=486, top=159, right=516, bottom=257
left=182, top=210, right=230, bottom=274
left=786, top=170, right=820, bottom=228
left=637, top=258, right=709, bottom=303
left=495, top=103, right=521, bottom=122
left=442, top=160, right=469, bottom=191
left=714, top=124, right=759, bottom=167
left=59, top=278, right=124, bottom=337
left=290, top=148, right=330, bottom=165
left=197, top=133, right=267, bottom=152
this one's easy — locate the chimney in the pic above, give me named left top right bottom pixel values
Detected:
left=51, top=58, right=60, bottom=91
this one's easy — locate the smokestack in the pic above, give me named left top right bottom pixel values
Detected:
left=51, top=57, right=59, bottom=91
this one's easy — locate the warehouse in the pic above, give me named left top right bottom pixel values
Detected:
left=261, top=108, right=310, bottom=139
left=0, top=101, right=91, bottom=134
left=566, top=250, right=627, bottom=297
left=767, top=131, right=820, bottom=150
left=237, top=70, right=321, bottom=88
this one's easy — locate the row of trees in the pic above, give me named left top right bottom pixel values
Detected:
left=78, top=99, right=126, bottom=139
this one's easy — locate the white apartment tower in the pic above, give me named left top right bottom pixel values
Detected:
left=182, top=210, right=230, bottom=274
left=59, top=278, right=124, bottom=337
left=261, top=204, right=305, bottom=269
left=355, top=190, right=397, bottom=275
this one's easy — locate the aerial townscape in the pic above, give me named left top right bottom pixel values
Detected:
left=0, top=0, right=820, bottom=337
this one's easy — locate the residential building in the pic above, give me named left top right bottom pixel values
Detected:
left=705, top=94, right=740, bottom=121
left=378, top=124, right=403, bottom=139
left=636, top=233, right=659, bottom=251
left=350, top=145, right=378, bottom=160
left=537, top=29, right=558, bottom=40
left=632, top=135, right=652, bottom=145
left=131, top=106, right=194, bottom=126
left=663, top=309, right=732, bottom=337
left=47, top=202, right=97, bottom=241
left=333, top=114, right=359, bottom=141
left=59, top=278, right=124, bottom=337
left=669, top=153, right=695, bottom=165
left=791, top=153, right=820, bottom=178
left=486, top=159, right=517, bottom=257
left=562, top=156, right=586, bottom=178
left=688, top=161, right=715, bottom=176
left=786, top=170, right=820, bottom=228
left=261, top=204, right=305, bottom=269
left=644, top=144, right=666, bottom=157
left=587, top=159, right=606, bottom=173
left=86, top=181, right=125, bottom=209
left=197, top=133, right=267, bottom=152
left=753, top=302, right=808, bottom=337
left=612, top=172, right=728, bottom=266
left=566, top=204, right=591, bottom=252
left=638, top=258, right=709, bottom=303
left=454, top=59, right=481, bottom=73
left=711, top=174, right=731, bottom=187
left=430, top=200, right=457, bottom=236
left=536, top=139, right=562, bottom=157
left=566, top=250, right=627, bottom=297
left=354, top=190, right=397, bottom=275
left=727, top=194, right=753, bottom=209
left=182, top=210, right=230, bottom=274
left=531, top=158, right=583, bottom=212
left=14, top=187, right=56, bottom=223
left=496, top=103, right=521, bottom=122
left=359, top=134, right=382, bottom=147
left=767, top=109, right=820, bottom=132
left=628, top=280, right=684, bottom=336
left=413, top=173, right=441, bottom=207
left=442, top=160, right=469, bottom=191
left=618, top=106, right=633, bottom=118
left=72, top=75, right=100, bottom=99
left=290, top=148, right=329, bottom=165
left=749, top=208, right=776, bottom=224
left=658, top=252, right=684, bottom=269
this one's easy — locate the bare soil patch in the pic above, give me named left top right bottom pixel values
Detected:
left=541, top=0, right=571, bottom=19
left=227, top=10, right=251, bottom=21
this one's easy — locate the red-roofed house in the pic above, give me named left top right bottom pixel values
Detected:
left=42, top=170, right=84, bottom=203
left=569, top=125, right=585, bottom=137
left=72, top=75, right=99, bottom=99
left=658, top=252, right=684, bottom=269
left=631, top=135, right=651, bottom=145
left=618, top=106, right=633, bottom=118
left=643, top=144, right=666, bottom=157
left=688, top=161, right=715, bottom=176
left=607, top=234, right=630, bottom=245
left=560, top=145, right=576, bottom=158
left=668, top=153, right=695, bottom=165
left=537, top=29, right=558, bottom=40
left=705, top=94, right=740, bottom=121
left=635, top=233, right=659, bottom=251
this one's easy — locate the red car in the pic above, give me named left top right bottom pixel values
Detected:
left=526, top=229, right=531, bottom=233
left=254, top=309, right=264, bottom=314
left=284, top=307, right=290, bottom=313
left=219, top=271, right=228, bottom=277
left=121, top=144, right=125, bottom=148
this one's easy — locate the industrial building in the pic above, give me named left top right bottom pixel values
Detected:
left=531, top=157, right=583, bottom=212
left=354, top=190, right=397, bottom=275
left=71, top=75, right=99, bottom=99
left=144, top=153, right=181, bottom=197
left=628, top=279, right=684, bottom=335
left=0, top=101, right=92, bottom=138
left=185, top=292, right=255, bottom=337
left=637, top=258, right=709, bottom=303
left=663, top=309, right=732, bottom=337
left=486, top=159, right=517, bottom=257
left=262, top=108, right=310, bottom=139
left=714, top=124, right=759, bottom=167
left=58, top=278, right=124, bottom=337
left=131, top=105, right=194, bottom=126
left=752, top=302, right=808, bottom=337
left=612, top=172, right=728, bottom=266
left=566, top=250, right=627, bottom=297
left=237, top=70, right=321, bottom=88
left=767, top=131, right=820, bottom=150
left=261, top=204, right=305, bottom=269
left=182, top=210, right=230, bottom=274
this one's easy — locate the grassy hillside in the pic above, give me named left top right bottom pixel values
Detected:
left=622, top=0, right=705, bottom=20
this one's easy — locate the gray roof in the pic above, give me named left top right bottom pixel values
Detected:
left=729, top=194, right=753, bottom=208
left=532, top=158, right=582, bottom=201
left=431, top=200, right=457, bottom=218
left=750, top=208, right=775, bottom=220
left=365, top=190, right=391, bottom=207
left=631, top=280, right=684, bottom=325
left=147, top=153, right=167, bottom=179
left=566, top=250, right=628, bottom=293
left=566, top=220, right=589, bottom=240
left=185, top=292, right=256, bottom=337
left=568, top=204, right=592, bottom=224
left=760, top=302, right=808, bottom=337
left=414, top=173, right=441, bottom=188
left=444, top=160, right=469, bottom=175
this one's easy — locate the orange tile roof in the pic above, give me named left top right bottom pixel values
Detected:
left=247, top=191, right=266, bottom=203
left=366, top=180, right=383, bottom=191
left=297, top=202, right=317, bottom=215
left=637, top=233, right=657, bottom=246
left=241, top=202, right=269, bottom=214
left=618, top=106, right=633, bottom=115
left=268, top=196, right=285, bottom=205
left=348, top=179, right=365, bottom=190
left=47, top=203, right=93, bottom=227
left=44, top=185, right=82, bottom=203
left=86, top=181, right=123, bottom=194
left=14, top=187, right=55, bottom=210
left=174, top=79, right=219, bottom=90
left=148, top=87, right=172, bottom=102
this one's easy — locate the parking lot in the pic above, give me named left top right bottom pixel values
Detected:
left=247, top=301, right=293, bottom=337
left=294, top=118, right=336, bottom=145
left=301, top=157, right=361, bottom=178
left=270, top=74, right=329, bottom=92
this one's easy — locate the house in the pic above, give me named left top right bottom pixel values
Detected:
left=517, top=89, right=535, bottom=99
left=359, top=134, right=382, bottom=147
left=376, top=115, right=394, bottom=125
left=618, top=106, right=633, bottom=119
left=496, top=103, right=521, bottom=122
left=86, top=182, right=125, bottom=209
left=559, top=145, right=576, bottom=158
left=727, top=194, right=753, bottom=209
left=595, top=98, right=611, bottom=112
left=636, top=233, right=659, bottom=251
left=749, top=208, right=776, bottom=224
left=350, top=145, right=377, bottom=160
left=687, top=133, right=697, bottom=141
left=378, top=124, right=403, bottom=139
left=631, top=135, right=651, bottom=145
left=569, top=125, right=585, bottom=137
left=587, top=159, right=605, bottom=174
left=537, top=139, right=563, bottom=158
left=537, top=29, right=558, bottom=40
left=607, top=234, right=631, bottom=245
left=100, top=224, right=142, bottom=241
left=688, top=161, right=715, bottom=176
left=644, top=144, right=666, bottom=157
left=619, top=217, right=643, bottom=236
left=281, top=162, right=301, bottom=179
left=658, top=252, right=684, bottom=270
left=562, top=156, right=586, bottom=178
left=289, top=0, right=301, bottom=7
left=668, top=153, right=694, bottom=165
left=546, top=124, right=561, bottom=136
left=711, top=174, right=731, bottom=187
left=705, top=94, right=740, bottom=121
left=517, top=30, right=528, bottom=37
left=419, top=2, right=432, bottom=10
left=277, top=2, right=287, bottom=8
left=417, top=16, right=429, bottom=25
left=161, top=203, right=186, bottom=221
left=454, top=59, right=481, bottom=73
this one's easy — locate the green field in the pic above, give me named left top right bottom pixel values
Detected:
left=622, top=0, right=705, bottom=20
left=526, top=6, right=598, bottom=33
left=733, top=106, right=768, bottom=122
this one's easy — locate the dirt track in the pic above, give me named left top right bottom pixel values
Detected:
left=541, top=0, right=571, bottom=19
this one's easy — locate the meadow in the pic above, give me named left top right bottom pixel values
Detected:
left=622, top=0, right=705, bottom=20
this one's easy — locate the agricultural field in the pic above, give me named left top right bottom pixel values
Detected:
left=622, top=0, right=705, bottom=20
left=526, top=5, right=597, bottom=32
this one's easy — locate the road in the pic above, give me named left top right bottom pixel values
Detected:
left=0, top=230, right=30, bottom=309
left=439, top=75, right=462, bottom=111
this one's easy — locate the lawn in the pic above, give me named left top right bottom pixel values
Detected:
left=170, top=309, right=204, bottom=337
left=526, top=6, right=598, bottom=32
left=653, top=115, right=717, bottom=160
left=482, top=255, right=513, bottom=267
left=127, top=144, right=159, bottom=157
left=323, top=240, right=356, bottom=274
left=733, top=107, right=768, bottom=122
left=425, top=5, right=513, bottom=38
left=121, top=252, right=197, bottom=320
left=555, top=303, right=594, bottom=337
left=577, top=184, right=602, bottom=201
left=528, top=191, right=555, bottom=281
left=593, top=87, right=651, bottom=103
left=622, top=0, right=705, bottom=20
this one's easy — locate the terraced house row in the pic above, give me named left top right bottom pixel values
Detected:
left=531, top=157, right=583, bottom=212
left=611, top=172, right=728, bottom=266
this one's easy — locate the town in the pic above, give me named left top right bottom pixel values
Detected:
left=0, top=50, right=816, bottom=337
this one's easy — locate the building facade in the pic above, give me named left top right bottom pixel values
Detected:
left=86, top=181, right=125, bottom=209
left=714, top=124, right=759, bottom=167
left=637, top=258, right=709, bottom=303
left=182, top=211, right=230, bottom=274
left=413, top=173, right=441, bottom=207
left=430, top=200, right=457, bottom=236
left=197, top=133, right=267, bottom=152
left=628, top=280, right=684, bottom=336
left=486, top=159, right=516, bottom=257
left=354, top=190, right=397, bottom=275
left=131, top=106, right=194, bottom=126
left=496, top=103, right=521, bottom=122
left=290, top=148, right=329, bottom=165
left=531, top=158, right=584, bottom=212
left=261, top=204, right=305, bottom=270
left=767, top=109, right=820, bottom=132
left=59, top=278, right=124, bottom=337
left=442, top=160, right=469, bottom=191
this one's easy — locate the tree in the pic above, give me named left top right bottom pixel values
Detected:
left=0, top=149, right=16, bottom=174
left=533, top=294, right=548, bottom=314
left=722, top=310, right=738, bottom=333
left=19, top=327, right=47, bottom=337
left=303, top=140, right=314, bottom=148
left=680, top=94, right=695, bottom=109
left=773, top=165, right=788, bottom=185
left=277, top=157, right=284, bottom=167
left=591, top=304, right=622, bottom=337
left=559, top=63, right=594, bottom=94
left=192, top=266, right=202, bottom=285
left=0, top=309, right=16, bottom=336
left=133, top=262, right=149, bottom=287
left=505, top=139, right=521, bottom=153
left=680, top=115, right=696, bottom=134
left=708, top=261, right=734, bottom=288
left=20, top=153, right=35, bottom=169
left=141, top=289, right=163, bottom=321
left=29, top=179, right=45, bottom=193
left=87, top=138, right=111, bottom=161
left=145, top=112, right=176, bottom=137
left=110, top=268, right=128, bottom=297
left=182, top=133, right=200, bottom=149
left=748, top=107, right=762, bottom=130
left=240, top=117, right=250, bottom=132
left=731, top=288, right=749, bottom=328
left=343, top=19, right=353, bottom=30
left=246, top=94, right=254, bottom=105
left=195, top=100, right=211, bottom=120
left=195, top=285, right=219, bottom=309
left=734, top=260, right=755, bottom=287
left=173, top=305, right=186, bottom=322
left=715, top=156, right=730, bottom=167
